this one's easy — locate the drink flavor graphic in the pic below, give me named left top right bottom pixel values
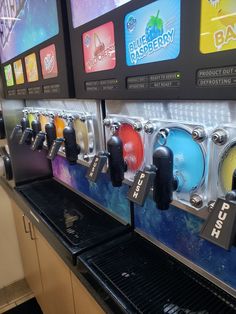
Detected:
left=83, top=21, right=116, bottom=73
left=70, top=0, right=131, bottom=28
left=25, top=53, right=38, bottom=82
left=200, top=0, right=236, bottom=53
left=13, top=59, right=24, bottom=85
left=40, top=44, right=58, bottom=79
left=4, top=64, right=14, bottom=87
left=125, top=0, right=181, bottom=66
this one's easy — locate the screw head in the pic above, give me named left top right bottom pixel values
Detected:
left=190, top=194, right=203, bottom=208
left=144, top=122, right=155, bottom=134
left=103, top=118, right=112, bottom=127
left=211, top=129, right=228, bottom=146
left=133, top=121, right=142, bottom=132
left=192, top=127, right=206, bottom=142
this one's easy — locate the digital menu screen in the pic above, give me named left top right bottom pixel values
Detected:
left=70, top=0, right=131, bottom=28
left=200, top=0, right=236, bottom=54
left=0, top=0, right=59, bottom=63
left=124, top=0, right=181, bottom=66
left=82, top=21, right=116, bottom=73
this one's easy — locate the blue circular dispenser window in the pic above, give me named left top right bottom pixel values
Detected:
left=154, top=128, right=205, bottom=193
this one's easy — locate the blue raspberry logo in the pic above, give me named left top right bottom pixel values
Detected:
left=145, top=10, right=164, bottom=42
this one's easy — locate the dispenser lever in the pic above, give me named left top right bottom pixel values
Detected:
left=31, top=132, right=46, bottom=151
left=63, top=125, right=80, bottom=164
left=47, top=138, right=64, bottom=160
left=45, top=123, right=56, bottom=150
left=127, top=167, right=156, bottom=206
left=10, top=125, right=22, bottom=141
left=153, top=146, right=175, bottom=210
left=86, top=153, right=108, bottom=182
left=107, top=136, right=126, bottom=187
left=19, top=128, right=33, bottom=145
left=31, top=120, right=41, bottom=139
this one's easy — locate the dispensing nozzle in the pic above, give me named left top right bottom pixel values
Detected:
left=107, top=135, right=127, bottom=187
left=153, top=146, right=177, bottom=210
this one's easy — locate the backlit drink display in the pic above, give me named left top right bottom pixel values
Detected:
left=4, top=64, right=14, bottom=87
left=40, top=44, right=58, bottom=79
left=13, top=59, right=24, bottom=85
left=200, top=0, right=236, bottom=54
left=82, top=22, right=116, bottom=73
left=25, top=53, right=39, bottom=82
left=70, top=0, right=131, bottom=28
left=219, top=144, right=236, bottom=193
left=0, top=0, right=59, bottom=63
left=124, top=0, right=181, bottom=66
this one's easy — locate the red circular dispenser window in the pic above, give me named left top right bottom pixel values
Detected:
left=117, top=123, right=144, bottom=171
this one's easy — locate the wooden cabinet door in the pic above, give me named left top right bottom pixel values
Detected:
left=71, top=273, right=104, bottom=314
left=35, top=228, right=75, bottom=314
left=12, top=202, right=44, bottom=309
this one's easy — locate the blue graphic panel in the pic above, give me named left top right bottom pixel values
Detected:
left=125, top=0, right=181, bottom=66
left=135, top=197, right=236, bottom=290
left=52, top=156, right=130, bottom=224
left=0, top=0, right=59, bottom=63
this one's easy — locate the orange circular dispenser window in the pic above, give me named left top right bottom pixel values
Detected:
left=117, top=123, right=144, bottom=171
left=39, top=115, right=49, bottom=133
left=54, top=116, right=66, bottom=138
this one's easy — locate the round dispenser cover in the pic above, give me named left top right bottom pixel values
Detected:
left=54, top=116, right=66, bottom=138
left=74, top=119, right=94, bottom=154
left=28, top=113, right=35, bottom=128
left=39, top=115, right=49, bottom=133
left=219, top=143, right=236, bottom=193
left=117, top=123, right=144, bottom=172
left=154, top=128, right=205, bottom=193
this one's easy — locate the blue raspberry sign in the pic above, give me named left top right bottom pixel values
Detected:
left=125, top=0, right=181, bottom=66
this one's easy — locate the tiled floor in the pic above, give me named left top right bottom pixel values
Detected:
left=0, top=279, right=34, bottom=313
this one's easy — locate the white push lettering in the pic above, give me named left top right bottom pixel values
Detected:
left=211, top=202, right=229, bottom=239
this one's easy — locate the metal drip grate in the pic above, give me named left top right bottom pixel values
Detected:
left=87, top=236, right=236, bottom=314
left=17, top=179, right=125, bottom=247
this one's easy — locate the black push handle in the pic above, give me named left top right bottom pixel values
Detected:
left=226, top=169, right=236, bottom=202
left=45, top=122, right=56, bottom=149
left=107, top=135, right=126, bottom=187
left=20, top=117, right=29, bottom=132
left=31, top=132, right=46, bottom=151
left=31, top=120, right=41, bottom=139
left=153, top=146, right=174, bottom=210
left=19, top=128, right=33, bottom=145
left=63, top=125, right=80, bottom=164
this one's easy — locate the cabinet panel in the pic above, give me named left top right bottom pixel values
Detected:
left=35, top=228, right=75, bottom=314
left=71, top=273, right=104, bottom=314
left=12, top=202, right=44, bottom=309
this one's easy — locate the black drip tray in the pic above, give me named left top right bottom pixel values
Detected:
left=16, top=179, right=127, bottom=248
left=80, top=234, right=236, bottom=314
